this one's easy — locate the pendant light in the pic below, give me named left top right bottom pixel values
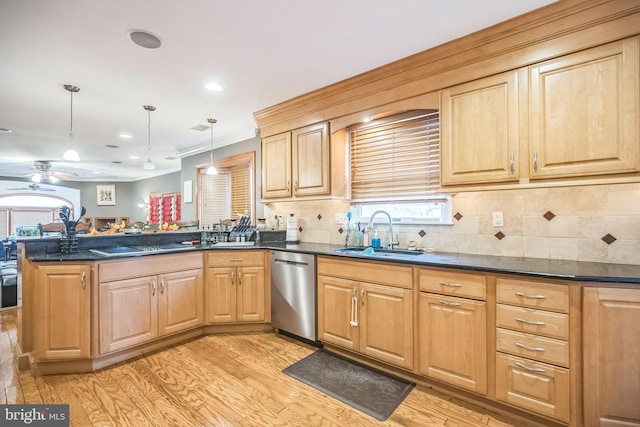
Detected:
left=142, top=105, right=156, bottom=170
left=206, top=118, right=217, bottom=175
left=62, top=84, right=80, bottom=161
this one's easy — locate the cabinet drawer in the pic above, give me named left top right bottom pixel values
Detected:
left=418, top=268, right=486, bottom=300
left=496, top=353, right=569, bottom=423
left=496, top=278, right=568, bottom=313
left=497, top=328, right=569, bottom=367
left=207, top=250, right=265, bottom=267
left=496, top=304, right=569, bottom=340
left=318, top=256, right=413, bottom=289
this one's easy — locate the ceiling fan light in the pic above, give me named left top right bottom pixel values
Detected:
left=32, top=173, right=41, bottom=183
left=143, top=158, right=156, bottom=170
left=206, top=165, right=217, bottom=175
left=63, top=148, right=80, bottom=161
left=49, top=175, right=59, bottom=183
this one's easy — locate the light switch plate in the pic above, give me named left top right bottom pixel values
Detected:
left=335, top=213, right=348, bottom=224
left=492, top=211, right=504, bottom=227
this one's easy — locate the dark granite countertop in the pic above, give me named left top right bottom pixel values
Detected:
left=23, top=237, right=640, bottom=284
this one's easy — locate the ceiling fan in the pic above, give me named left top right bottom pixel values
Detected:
left=31, top=160, right=77, bottom=183
left=7, top=183, right=56, bottom=192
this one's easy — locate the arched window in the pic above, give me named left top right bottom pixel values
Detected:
left=0, top=192, right=76, bottom=239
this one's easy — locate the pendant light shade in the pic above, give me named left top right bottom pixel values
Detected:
left=206, top=118, right=217, bottom=175
left=143, top=105, right=156, bottom=170
left=63, top=84, right=80, bottom=161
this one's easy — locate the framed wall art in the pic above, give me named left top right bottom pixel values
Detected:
left=97, top=184, right=116, bottom=206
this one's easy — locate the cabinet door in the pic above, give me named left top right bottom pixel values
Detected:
left=261, top=132, right=292, bottom=198
left=35, top=265, right=90, bottom=359
left=292, top=122, right=330, bottom=196
left=359, top=283, right=413, bottom=369
left=529, top=37, right=640, bottom=179
left=318, top=275, right=359, bottom=351
left=157, top=269, right=204, bottom=336
left=206, top=267, right=237, bottom=323
left=584, top=287, right=640, bottom=427
left=419, top=293, right=487, bottom=394
left=440, top=70, right=519, bottom=185
left=99, top=276, right=158, bottom=354
left=236, top=266, right=265, bottom=322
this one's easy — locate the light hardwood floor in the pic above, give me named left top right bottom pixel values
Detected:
left=0, top=308, right=541, bottom=426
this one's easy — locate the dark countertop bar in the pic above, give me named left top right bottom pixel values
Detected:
left=20, top=235, right=640, bottom=284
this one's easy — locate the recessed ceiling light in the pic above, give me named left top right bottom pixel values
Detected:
left=128, top=30, right=161, bottom=49
left=112, top=161, right=122, bottom=164
left=0, top=128, right=12, bottom=133
left=129, top=155, right=139, bottom=160
left=119, top=134, right=133, bottom=139
left=204, top=83, right=223, bottom=92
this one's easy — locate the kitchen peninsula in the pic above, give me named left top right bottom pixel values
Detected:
left=18, top=232, right=640, bottom=427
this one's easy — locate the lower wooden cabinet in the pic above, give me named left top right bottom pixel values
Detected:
left=583, top=287, right=640, bottom=427
left=318, top=257, right=413, bottom=370
left=98, top=253, right=204, bottom=355
left=419, top=293, right=487, bottom=394
left=496, top=353, right=570, bottom=423
left=34, top=264, right=91, bottom=360
left=206, top=251, right=267, bottom=324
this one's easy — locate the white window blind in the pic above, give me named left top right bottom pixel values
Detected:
left=200, top=171, right=230, bottom=226
left=230, top=164, right=251, bottom=219
left=350, top=111, right=440, bottom=202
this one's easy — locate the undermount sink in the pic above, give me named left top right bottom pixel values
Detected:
left=334, top=247, right=425, bottom=257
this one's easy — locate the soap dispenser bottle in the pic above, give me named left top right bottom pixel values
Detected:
left=371, top=230, right=381, bottom=248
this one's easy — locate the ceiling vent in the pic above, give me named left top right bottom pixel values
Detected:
left=190, top=124, right=209, bottom=132
left=128, top=30, right=161, bottom=49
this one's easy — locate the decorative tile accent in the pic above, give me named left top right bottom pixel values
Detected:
left=495, top=231, right=505, bottom=240
left=317, top=214, right=322, bottom=220
left=454, top=212, right=463, bottom=221
left=338, top=227, right=344, bottom=234
left=602, top=233, right=617, bottom=245
left=298, top=226, right=303, bottom=233
left=418, top=229, right=426, bottom=238
left=543, top=211, right=556, bottom=221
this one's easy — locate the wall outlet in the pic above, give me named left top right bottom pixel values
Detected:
left=335, top=213, right=348, bottom=225
left=492, top=211, right=504, bottom=227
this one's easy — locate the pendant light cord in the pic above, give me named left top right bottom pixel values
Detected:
left=69, top=89, right=74, bottom=143
left=148, top=108, right=151, bottom=157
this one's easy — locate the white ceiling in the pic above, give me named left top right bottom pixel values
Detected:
left=0, top=0, right=556, bottom=182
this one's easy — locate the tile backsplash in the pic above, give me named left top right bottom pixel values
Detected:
left=264, top=182, right=640, bottom=265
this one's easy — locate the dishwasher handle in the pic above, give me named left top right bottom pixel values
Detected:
left=274, top=259, right=309, bottom=267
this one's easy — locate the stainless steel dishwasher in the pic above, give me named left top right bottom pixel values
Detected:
left=270, top=250, right=317, bottom=343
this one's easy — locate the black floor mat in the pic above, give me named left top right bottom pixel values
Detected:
left=283, top=350, right=415, bottom=421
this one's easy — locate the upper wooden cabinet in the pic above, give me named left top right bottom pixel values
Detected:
left=440, top=70, right=520, bottom=185
left=262, top=122, right=330, bottom=199
left=441, top=36, right=640, bottom=189
left=528, top=37, right=639, bottom=179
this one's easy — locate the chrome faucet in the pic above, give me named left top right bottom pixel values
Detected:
left=368, top=210, right=399, bottom=250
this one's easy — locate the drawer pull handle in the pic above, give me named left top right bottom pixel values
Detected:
left=515, top=291, right=545, bottom=299
left=515, top=361, right=545, bottom=373
left=229, top=258, right=244, bottom=262
left=439, top=300, right=462, bottom=307
left=515, top=317, right=545, bottom=326
left=439, top=282, right=462, bottom=287
left=516, top=342, right=545, bottom=352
